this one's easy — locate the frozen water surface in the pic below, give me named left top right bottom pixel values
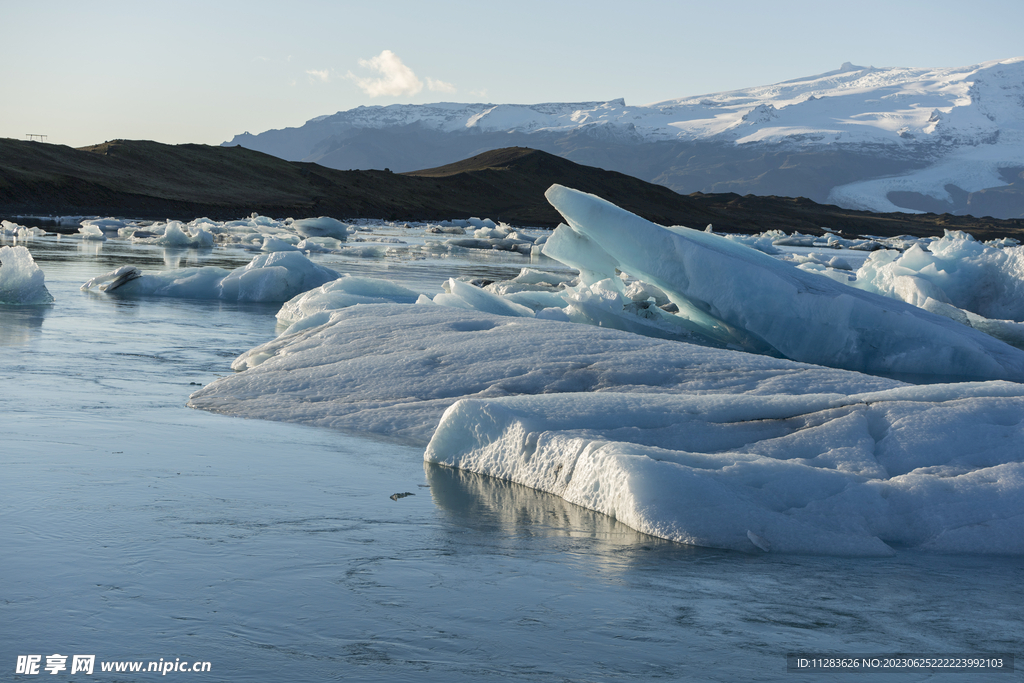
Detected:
left=2, top=231, right=1022, bottom=682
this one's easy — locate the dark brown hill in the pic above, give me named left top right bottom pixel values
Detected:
left=3, top=138, right=1024, bottom=240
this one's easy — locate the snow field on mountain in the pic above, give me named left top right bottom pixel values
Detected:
left=229, top=57, right=1024, bottom=217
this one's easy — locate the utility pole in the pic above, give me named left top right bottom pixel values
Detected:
left=26, top=134, right=48, bottom=142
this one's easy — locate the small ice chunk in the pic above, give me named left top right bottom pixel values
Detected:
left=276, top=275, right=421, bottom=325
left=432, top=278, right=535, bottom=318
left=82, top=251, right=339, bottom=302
left=77, top=224, right=107, bottom=241
left=291, top=217, right=350, bottom=241
left=0, top=245, right=54, bottom=304
left=261, top=236, right=300, bottom=252
left=747, top=530, right=771, bottom=552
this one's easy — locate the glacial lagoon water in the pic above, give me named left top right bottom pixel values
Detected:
left=2, top=231, right=1021, bottom=682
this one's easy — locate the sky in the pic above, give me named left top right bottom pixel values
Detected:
left=3, top=0, right=1023, bottom=149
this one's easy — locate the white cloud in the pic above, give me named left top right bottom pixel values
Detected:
left=427, top=77, right=456, bottom=94
left=347, top=50, right=423, bottom=98
left=306, top=69, right=331, bottom=82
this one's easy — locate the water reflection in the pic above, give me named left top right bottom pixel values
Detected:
left=76, top=238, right=104, bottom=257
left=0, top=305, right=50, bottom=346
left=160, top=246, right=216, bottom=269
left=426, top=462, right=653, bottom=546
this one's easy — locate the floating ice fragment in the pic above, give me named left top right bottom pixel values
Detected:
left=291, top=217, right=350, bottom=241
left=82, top=251, right=339, bottom=302
left=425, top=386, right=1024, bottom=556
left=0, top=245, right=54, bottom=304
left=747, top=531, right=771, bottom=552
left=77, top=224, right=107, bottom=241
left=276, top=275, right=421, bottom=326
left=432, top=278, right=535, bottom=317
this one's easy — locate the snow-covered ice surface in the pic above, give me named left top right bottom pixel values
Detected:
left=426, top=387, right=1024, bottom=556
left=191, top=304, right=901, bottom=441
left=4, top=222, right=1023, bottom=681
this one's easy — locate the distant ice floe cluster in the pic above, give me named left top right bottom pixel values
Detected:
left=75, top=214, right=352, bottom=250
left=188, top=187, right=1024, bottom=557
left=68, top=212, right=558, bottom=262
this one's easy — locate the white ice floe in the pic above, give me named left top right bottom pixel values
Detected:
left=276, top=275, right=421, bottom=327
left=541, top=185, right=1024, bottom=381
left=430, top=278, right=535, bottom=317
left=189, top=303, right=1024, bottom=556
left=128, top=221, right=215, bottom=248
left=854, top=230, right=1024, bottom=322
left=0, top=245, right=54, bottom=305
left=425, top=384, right=1024, bottom=556
left=1, top=220, right=48, bottom=239
left=81, top=251, right=339, bottom=302
left=291, top=216, right=350, bottom=241
left=77, top=224, right=107, bottom=241
left=190, top=304, right=899, bottom=439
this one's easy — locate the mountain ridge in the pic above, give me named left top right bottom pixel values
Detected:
left=4, top=138, right=1024, bottom=241
left=225, top=58, right=1024, bottom=219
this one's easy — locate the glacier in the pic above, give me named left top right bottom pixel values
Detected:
left=226, top=57, right=1024, bottom=217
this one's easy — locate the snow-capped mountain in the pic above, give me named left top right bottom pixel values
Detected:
left=226, top=58, right=1024, bottom=219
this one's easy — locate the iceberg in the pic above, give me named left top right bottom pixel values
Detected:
left=189, top=303, right=1024, bottom=556
left=425, top=385, right=1024, bottom=556
left=1, top=220, right=48, bottom=239
left=852, top=231, right=1024, bottom=337
left=184, top=188, right=1024, bottom=557
left=130, top=221, right=215, bottom=248
left=276, top=275, right=421, bottom=326
left=0, top=245, right=54, bottom=305
left=291, top=216, right=350, bottom=241
left=82, top=251, right=339, bottom=302
left=542, top=185, right=1024, bottom=382
left=189, top=304, right=900, bottom=441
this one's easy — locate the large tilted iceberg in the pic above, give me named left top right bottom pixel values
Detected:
left=542, top=185, right=1024, bottom=381
left=0, top=245, right=54, bottom=305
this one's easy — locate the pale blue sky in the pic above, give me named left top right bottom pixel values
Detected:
left=3, top=0, right=1022, bottom=148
